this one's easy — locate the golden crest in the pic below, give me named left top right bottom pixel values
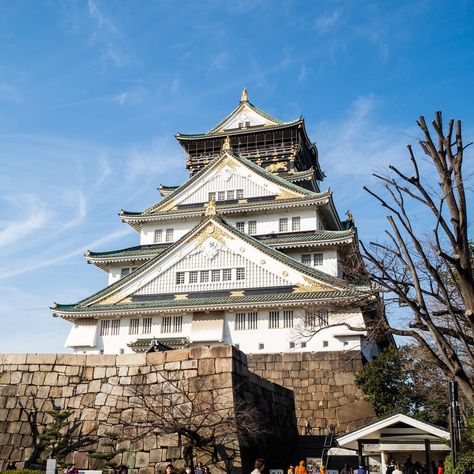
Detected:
left=230, top=290, right=245, bottom=297
left=293, top=277, right=334, bottom=293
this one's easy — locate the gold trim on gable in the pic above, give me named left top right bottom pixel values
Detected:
left=293, top=277, right=334, bottom=293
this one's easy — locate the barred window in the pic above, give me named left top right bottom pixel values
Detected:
left=227, top=190, right=234, bottom=200
left=189, top=271, right=199, bottom=284
left=236, top=221, right=245, bottom=232
left=289, top=341, right=295, bottom=349
left=313, top=253, right=324, bottom=266
left=248, top=221, right=257, bottom=235
left=279, top=218, right=288, bottom=232
left=305, top=308, right=329, bottom=328
left=165, top=228, right=174, bottom=242
left=176, top=272, right=185, bottom=285
left=173, top=316, right=183, bottom=332
left=301, top=254, right=312, bottom=266
left=200, top=270, right=209, bottom=283
left=211, top=269, right=221, bottom=282
left=235, top=313, right=246, bottom=330
left=236, top=189, right=244, bottom=199
left=100, top=319, right=110, bottom=336
left=142, top=317, right=152, bottom=334
left=129, top=318, right=140, bottom=335
left=208, top=192, right=216, bottom=201
left=247, top=312, right=257, bottom=330
left=283, top=310, right=294, bottom=328
left=154, top=229, right=163, bottom=243
left=236, top=268, right=245, bottom=280
left=269, top=311, right=280, bottom=329
left=217, top=191, right=226, bottom=201
left=323, top=340, right=329, bottom=347
left=121, top=267, right=131, bottom=278
left=222, top=268, right=232, bottom=281
left=111, top=319, right=120, bottom=336
left=292, top=216, right=301, bottom=231
left=161, top=316, right=172, bottom=333
left=258, top=343, right=264, bottom=350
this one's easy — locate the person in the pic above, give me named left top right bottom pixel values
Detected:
left=7, top=462, right=17, bottom=471
left=404, top=457, right=415, bottom=474
left=341, top=464, right=352, bottom=474
left=185, top=467, right=192, bottom=474
left=295, top=460, right=308, bottom=474
left=393, top=464, right=403, bottom=474
left=437, top=462, right=444, bottom=474
left=320, top=465, right=326, bottom=474
left=195, top=463, right=203, bottom=474
left=288, top=465, right=295, bottom=474
left=414, top=462, right=423, bottom=474
left=357, top=465, right=366, bottom=474
left=165, top=464, right=175, bottom=474
left=251, top=459, right=265, bottom=474
left=304, top=420, right=312, bottom=435
left=387, top=461, right=396, bottom=474
left=203, top=467, right=211, bottom=474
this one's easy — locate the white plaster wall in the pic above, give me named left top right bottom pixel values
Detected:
left=140, top=219, right=201, bottom=245
left=284, top=248, right=339, bottom=276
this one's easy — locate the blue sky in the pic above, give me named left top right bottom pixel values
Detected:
left=0, top=0, right=473, bottom=353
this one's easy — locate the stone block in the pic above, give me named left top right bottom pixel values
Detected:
left=94, top=367, right=107, bottom=379
left=146, top=352, right=166, bottom=366
left=88, top=379, right=102, bottom=393
left=215, top=358, right=232, bottom=373
left=0, top=372, right=11, bottom=384
left=26, top=353, right=57, bottom=364
left=150, top=448, right=162, bottom=463
left=95, top=392, right=108, bottom=406
left=181, top=359, right=198, bottom=370
left=165, top=349, right=189, bottom=362
left=143, top=435, right=157, bottom=451
left=164, top=361, right=181, bottom=371
left=116, top=353, right=146, bottom=366
left=336, top=399, right=375, bottom=424
left=86, top=354, right=116, bottom=366
left=198, top=358, right=215, bottom=376
left=189, top=346, right=213, bottom=360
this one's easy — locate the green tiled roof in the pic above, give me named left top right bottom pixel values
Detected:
left=120, top=150, right=324, bottom=219
left=128, top=337, right=189, bottom=348
left=53, top=289, right=370, bottom=316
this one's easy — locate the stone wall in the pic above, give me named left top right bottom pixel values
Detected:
left=0, top=347, right=296, bottom=473
left=247, top=351, right=377, bottom=433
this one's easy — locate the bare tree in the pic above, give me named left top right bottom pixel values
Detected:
left=360, top=111, right=474, bottom=403
left=116, top=368, right=267, bottom=473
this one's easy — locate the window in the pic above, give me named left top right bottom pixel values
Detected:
left=235, top=313, right=246, bottom=330
left=292, top=216, right=301, bottom=231
left=301, top=254, right=312, bottom=266
left=279, top=218, right=288, bottom=232
left=222, top=268, right=232, bottom=281
left=111, top=319, right=120, bottom=336
left=200, top=270, right=209, bottom=283
left=227, top=190, right=234, bottom=200
left=119, top=348, right=124, bottom=354
left=313, top=253, right=324, bottom=266
left=100, top=320, right=110, bottom=336
left=161, top=316, right=172, bottom=333
left=245, top=121, right=251, bottom=127
left=129, top=318, right=140, bottom=335
left=121, top=267, right=131, bottom=278
left=289, top=341, right=295, bottom=349
left=208, top=192, right=216, bottom=201
left=343, top=340, right=349, bottom=346
left=283, top=310, right=294, bottom=328
left=301, top=342, right=307, bottom=348
left=173, top=316, right=183, bottom=332
left=258, top=343, right=264, bottom=350
left=217, top=191, right=226, bottom=201
left=165, top=229, right=174, bottom=242
left=176, top=272, right=185, bottom=285
left=305, top=309, right=329, bottom=328
left=154, top=229, right=163, bottom=243
left=323, top=340, right=329, bottom=347
left=236, top=221, right=245, bottom=232
left=248, top=221, right=257, bottom=234
left=269, top=311, right=280, bottom=329
left=211, top=269, right=221, bottom=282
left=236, top=268, right=245, bottom=280
left=236, top=189, right=244, bottom=199
left=248, top=312, right=257, bottom=329
left=189, top=271, right=199, bottom=284
left=142, top=317, right=152, bottom=334
left=238, top=122, right=244, bottom=128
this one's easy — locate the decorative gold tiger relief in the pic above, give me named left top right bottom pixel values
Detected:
left=293, top=277, right=334, bottom=293
left=266, top=162, right=288, bottom=173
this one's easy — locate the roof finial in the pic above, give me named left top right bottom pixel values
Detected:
left=222, top=136, right=231, bottom=152
left=205, top=198, right=217, bottom=217
left=240, top=87, right=248, bottom=103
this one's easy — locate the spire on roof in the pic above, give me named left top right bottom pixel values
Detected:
left=222, top=136, right=232, bottom=152
left=240, top=87, right=248, bottom=103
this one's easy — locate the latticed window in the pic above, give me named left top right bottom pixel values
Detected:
left=248, top=221, right=257, bottom=234
left=222, top=268, right=232, bottom=281
left=173, top=316, right=183, bottom=332
left=236, top=221, right=245, bottom=232
left=176, top=272, right=185, bottom=285
left=283, top=310, right=294, bottom=328
left=292, top=216, right=301, bottom=231
left=154, top=229, right=163, bottom=243
left=165, top=228, right=174, bottom=242
left=111, top=319, right=120, bottom=335
left=301, top=254, right=312, bottom=266
left=227, top=190, right=234, bottom=200
left=142, top=317, right=152, bottom=334
left=236, top=189, right=244, bottom=199
left=129, top=318, right=140, bottom=335
left=100, top=319, right=110, bottom=336
left=121, top=267, right=131, bottom=278
left=211, top=269, right=221, bottom=282
left=161, top=316, right=172, bottom=333
left=236, top=268, right=245, bottom=280
left=279, top=218, right=288, bottom=232
left=235, top=313, right=246, bottom=330
left=189, top=271, right=198, bottom=284
left=313, top=253, right=323, bottom=266
left=305, top=309, right=329, bottom=328
left=218, top=191, right=226, bottom=201
left=247, top=312, right=257, bottom=329
left=208, top=192, right=216, bottom=201
left=269, top=311, right=280, bottom=329
left=200, top=270, right=209, bottom=283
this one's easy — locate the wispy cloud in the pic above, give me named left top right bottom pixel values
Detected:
left=113, top=84, right=147, bottom=106
left=315, top=9, right=342, bottom=33
left=208, top=51, right=230, bottom=72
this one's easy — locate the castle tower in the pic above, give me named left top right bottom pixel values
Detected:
left=52, top=90, right=387, bottom=361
